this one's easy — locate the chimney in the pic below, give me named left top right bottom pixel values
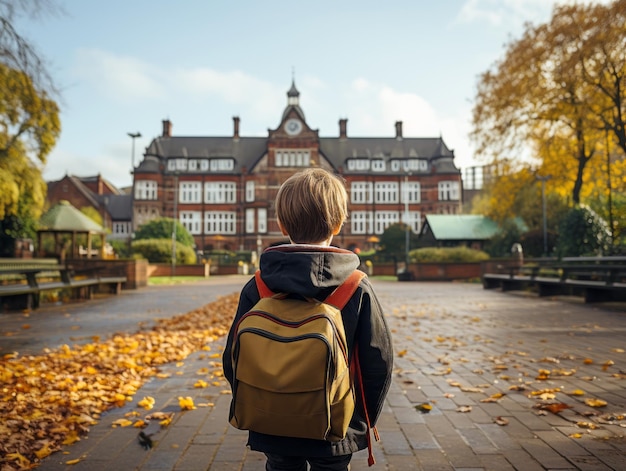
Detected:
left=339, top=119, right=348, bottom=139
left=233, top=116, right=240, bottom=139
left=395, top=121, right=403, bottom=139
left=162, top=119, right=172, bottom=137
left=97, top=174, right=104, bottom=195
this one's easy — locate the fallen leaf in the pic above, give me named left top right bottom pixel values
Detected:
left=494, top=416, right=509, bottom=425
left=585, top=398, right=607, bottom=408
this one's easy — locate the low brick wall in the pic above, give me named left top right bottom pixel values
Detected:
left=67, top=258, right=148, bottom=289
left=369, top=262, right=482, bottom=280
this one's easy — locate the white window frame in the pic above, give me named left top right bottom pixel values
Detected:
left=210, top=159, right=234, bottom=171
left=438, top=181, right=460, bottom=201
left=204, top=211, right=236, bottom=234
left=180, top=211, right=202, bottom=235
left=350, top=182, right=373, bottom=204
left=401, top=181, right=421, bottom=203
left=245, top=208, right=255, bottom=233
left=200, top=160, right=209, bottom=171
left=188, top=160, right=198, bottom=171
left=374, top=211, right=399, bottom=234
left=204, top=182, right=236, bottom=204
left=374, top=182, right=398, bottom=204
left=175, top=158, right=187, bottom=171
left=112, top=221, right=131, bottom=235
left=351, top=211, right=373, bottom=234
left=258, top=208, right=267, bottom=233
left=275, top=149, right=311, bottom=167
left=179, top=182, right=202, bottom=203
left=134, top=180, right=158, bottom=200
left=245, top=181, right=255, bottom=202
left=402, top=211, right=421, bottom=234
left=371, top=160, right=385, bottom=172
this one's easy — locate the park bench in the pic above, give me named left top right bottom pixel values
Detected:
left=482, top=256, right=626, bottom=303
left=0, top=259, right=127, bottom=311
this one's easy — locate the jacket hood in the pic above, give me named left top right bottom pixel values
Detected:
left=259, top=244, right=361, bottom=299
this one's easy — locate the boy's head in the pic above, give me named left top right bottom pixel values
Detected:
left=275, top=168, right=348, bottom=244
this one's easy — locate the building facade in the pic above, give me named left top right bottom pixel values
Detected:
left=132, top=82, right=463, bottom=253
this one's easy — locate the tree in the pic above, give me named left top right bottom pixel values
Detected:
left=134, top=217, right=195, bottom=248
left=0, top=64, right=60, bottom=220
left=0, top=1, right=61, bottom=250
left=378, top=223, right=419, bottom=260
left=471, top=1, right=620, bottom=205
left=557, top=205, right=611, bottom=257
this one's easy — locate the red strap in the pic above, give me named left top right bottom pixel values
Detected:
left=354, top=345, right=379, bottom=466
left=254, top=270, right=274, bottom=298
left=325, top=270, right=366, bottom=309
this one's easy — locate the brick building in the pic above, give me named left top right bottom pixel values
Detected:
left=132, top=81, right=462, bottom=253
left=46, top=174, right=132, bottom=241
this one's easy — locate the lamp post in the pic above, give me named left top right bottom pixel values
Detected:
left=127, top=132, right=141, bottom=170
left=605, top=128, right=614, bottom=248
left=537, top=175, right=552, bottom=256
left=171, top=174, right=178, bottom=278
left=404, top=171, right=412, bottom=269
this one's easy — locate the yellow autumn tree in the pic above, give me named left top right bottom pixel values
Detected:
left=471, top=1, right=622, bottom=206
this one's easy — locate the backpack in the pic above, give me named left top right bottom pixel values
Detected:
left=229, top=269, right=366, bottom=442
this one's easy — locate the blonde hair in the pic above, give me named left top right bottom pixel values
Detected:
left=275, top=168, right=348, bottom=244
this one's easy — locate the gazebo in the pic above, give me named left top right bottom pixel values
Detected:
left=38, top=200, right=107, bottom=260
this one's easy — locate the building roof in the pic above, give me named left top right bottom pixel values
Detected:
left=39, top=200, right=105, bottom=233
left=137, top=81, right=460, bottom=177
left=421, top=215, right=499, bottom=241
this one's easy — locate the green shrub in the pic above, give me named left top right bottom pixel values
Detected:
left=409, top=247, right=490, bottom=263
left=556, top=205, right=611, bottom=257
left=134, top=218, right=195, bottom=248
left=132, top=238, right=196, bottom=264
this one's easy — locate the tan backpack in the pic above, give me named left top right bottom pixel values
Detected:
left=229, top=270, right=365, bottom=442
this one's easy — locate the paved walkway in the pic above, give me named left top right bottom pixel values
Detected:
left=4, top=278, right=626, bottom=470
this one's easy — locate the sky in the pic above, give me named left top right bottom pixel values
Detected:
left=15, top=0, right=613, bottom=190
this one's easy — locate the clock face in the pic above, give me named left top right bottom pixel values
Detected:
left=285, top=119, right=303, bottom=136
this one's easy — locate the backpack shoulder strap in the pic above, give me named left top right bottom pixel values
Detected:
left=325, top=270, right=366, bottom=310
left=254, top=270, right=275, bottom=298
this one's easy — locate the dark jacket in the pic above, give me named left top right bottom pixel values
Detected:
left=222, top=244, right=393, bottom=457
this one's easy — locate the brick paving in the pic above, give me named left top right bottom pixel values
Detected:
left=5, top=277, right=626, bottom=470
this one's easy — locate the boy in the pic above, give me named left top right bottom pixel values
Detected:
left=223, top=168, right=393, bottom=471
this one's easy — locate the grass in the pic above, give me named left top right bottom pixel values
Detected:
left=148, top=276, right=208, bottom=285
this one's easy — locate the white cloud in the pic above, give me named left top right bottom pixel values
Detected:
left=73, top=49, right=165, bottom=102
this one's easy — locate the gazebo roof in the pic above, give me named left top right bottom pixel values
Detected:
left=39, top=200, right=105, bottom=233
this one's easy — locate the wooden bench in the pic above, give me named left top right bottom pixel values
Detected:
left=482, top=257, right=626, bottom=304
left=0, top=259, right=127, bottom=311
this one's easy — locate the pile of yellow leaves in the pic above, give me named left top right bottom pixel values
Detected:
left=0, top=292, right=239, bottom=470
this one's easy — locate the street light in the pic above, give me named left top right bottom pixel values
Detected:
left=537, top=175, right=552, bottom=256
left=127, top=132, right=141, bottom=170
left=403, top=171, right=412, bottom=269
left=171, top=174, right=179, bottom=278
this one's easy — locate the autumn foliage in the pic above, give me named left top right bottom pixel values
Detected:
left=0, top=292, right=239, bottom=470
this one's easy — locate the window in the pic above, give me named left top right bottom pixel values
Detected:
left=204, top=182, right=236, bottom=203
left=245, top=208, right=255, bottom=233
left=258, top=208, right=267, bottom=233
left=391, top=159, right=428, bottom=173
left=401, top=181, right=421, bottom=203
left=135, top=180, right=158, bottom=200
left=200, top=160, right=209, bottom=171
left=347, top=159, right=370, bottom=171
left=180, top=211, right=202, bottom=234
left=351, top=211, right=373, bottom=234
left=350, top=182, right=373, bottom=204
left=210, top=159, right=234, bottom=171
left=275, top=150, right=311, bottom=167
left=180, top=182, right=202, bottom=203
left=374, top=182, right=398, bottom=204
left=402, top=211, right=421, bottom=234
left=438, top=181, right=460, bottom=201
left=188, top=160, right=198, bottom=171
left=371, top=160, right=385, bottom=172
left=374, top=211, right=399, bottom=234
left=167, top=160, right=176, bottom=171
left=245, top=181, right=255, bottom=202
left=112, top=222, right=131, bottom=235
left=176, top=158, right=187, bottom=171
left=205, top=211, right=236, bottom=234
